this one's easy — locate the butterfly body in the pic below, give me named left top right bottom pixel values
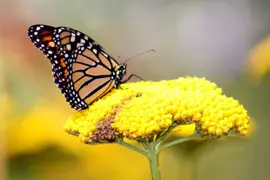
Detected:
left=28, top=24, right=127, bottom=110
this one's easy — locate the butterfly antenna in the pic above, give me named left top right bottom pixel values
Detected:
left=124, top=49, right=155, bottom=64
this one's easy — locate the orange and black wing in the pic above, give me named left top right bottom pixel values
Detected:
left=28, top=25, right=72, bottom=103
left=68, top=46, right=119, bottom=108
left=28, top=24, right=124, bottom=110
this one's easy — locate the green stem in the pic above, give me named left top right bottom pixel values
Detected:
left=147, top=143, right=161, bottom=180
left=157, top=136, right=199, bottom=153
left=156, top=122, right=178, bottom=144
left=117, top=139, right=161, bottom=180
left=116, top=139, right=148, bottom=156
left=117, top=123, right=199, bottom=180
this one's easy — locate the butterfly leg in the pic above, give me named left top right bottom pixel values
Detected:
left=122, top=74, right=144, bottom=83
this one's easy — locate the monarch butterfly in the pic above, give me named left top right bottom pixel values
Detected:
left=28, top=24, right=135, bottom=110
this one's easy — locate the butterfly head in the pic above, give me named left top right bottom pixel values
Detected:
left=114, top=63, right=127, bottom=87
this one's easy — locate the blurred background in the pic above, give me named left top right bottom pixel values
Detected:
left=1, top=0, right=270, bottom=179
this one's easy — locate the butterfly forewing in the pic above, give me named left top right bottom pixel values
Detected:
left=52, top=27, right=110, bottom=60
left=28, top=25, right=72, bottom=101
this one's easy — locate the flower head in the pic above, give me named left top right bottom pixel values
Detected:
left=246, top=36, right=270, bottom=79
left=65, top=77, right=250, bottom=144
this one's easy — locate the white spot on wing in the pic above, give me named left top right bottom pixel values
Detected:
left=76, top=43, right=84, bottom=47
left=80, top=39, right=86, bottom=43
left=66, top=44, right=71, bottom=51
left=88, top=43, right=92, bottom=49
left=70, top=36, right=76, bottom=42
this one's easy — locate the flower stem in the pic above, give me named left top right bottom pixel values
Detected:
left=117, top=123, right=200, bottom=180
left=116, top=139, right=148, bottom=156
left=147, top=143, right=161, bottom=180
left=157, top=136, right=199, bottom=153
left=117, top=139, right=161, bottom=180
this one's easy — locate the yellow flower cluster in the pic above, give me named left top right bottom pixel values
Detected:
left=65, top=77, right=250, bottom=143
left=247, top=36, right=270, bottom=79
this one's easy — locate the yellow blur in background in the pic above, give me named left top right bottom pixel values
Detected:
left=1, top=0, right=270, bottom=180
left=247, top=36, right=270, bottom=80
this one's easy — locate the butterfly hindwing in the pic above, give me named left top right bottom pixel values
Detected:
left=69, top=46, right=116, bottom=107
left=51, top=26, right=120, bottom=109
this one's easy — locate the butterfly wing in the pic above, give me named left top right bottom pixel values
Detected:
left=69, top=46, right=117, bottom=107
left=28, top=25, right=72, bottom=102
left=51, top=26, right=117, bottom=65
left=28, top=24, right=123, bottom=110
left=52, top=26, right=121, bottom=109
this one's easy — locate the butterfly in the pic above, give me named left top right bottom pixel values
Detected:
left=28, top=24, right=134, bottom=110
